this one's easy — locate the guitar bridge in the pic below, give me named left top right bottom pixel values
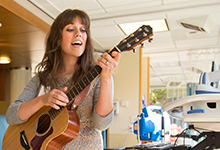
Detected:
left=20, top=130, right=30, bottom=150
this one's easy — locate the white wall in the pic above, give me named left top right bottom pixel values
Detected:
left=109, top=49, right=141, bottom=148
left=10, top=68, right=31, bottom=104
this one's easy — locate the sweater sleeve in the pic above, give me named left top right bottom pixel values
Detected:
left=91, top=76, right=114, bottom=131
left=5, top=74, right=40, bottom=125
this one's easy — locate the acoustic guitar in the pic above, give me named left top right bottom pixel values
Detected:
left=3, top=25, right=153, bottom=150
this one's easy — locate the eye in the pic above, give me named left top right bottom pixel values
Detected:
left=67, top=29, right=73, bottom=32
left=81, top=29, right=86, bottom=33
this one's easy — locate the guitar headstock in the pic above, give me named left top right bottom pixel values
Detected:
left=110, top=25, right=153, bottom=54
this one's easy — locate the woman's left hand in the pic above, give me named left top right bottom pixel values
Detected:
left=96, top=51, right=121, bottom=80
left=95, top=51, right=121, bottom=117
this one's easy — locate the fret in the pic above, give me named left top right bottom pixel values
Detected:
left=76, top=83, right=83, bottom=92
left=66, top=92, right=73, bottom=100
left=54, top=109, right=58, bottom=117
left=91, top=68, right=99, bottom=77
left=80, top=78, right=86, bottom=87
left=94, top=65, right=102, bottom=74
left=73, top=87, right=79, bottom=96
left=94, top=68, right=99, bottom=74
left=89, top=71, right=95, bottom=78
left=89, top=68, right=95, bottom=77
left=48, top=109, right=53, bottom=118
left=87, top=71, right=94, bottom=82
left=54, top=110, right=59, bottom=117
left=78, top=80, right=86, bottom=90
left=49, top=108, right=56, bottom=119
left=83, top=75, right=90, bottom=85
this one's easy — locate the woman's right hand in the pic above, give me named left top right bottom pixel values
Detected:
left=42, top=87, right=69, bottom=109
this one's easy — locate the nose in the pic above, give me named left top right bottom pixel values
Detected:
left=75, top=29, right=82, bottom=37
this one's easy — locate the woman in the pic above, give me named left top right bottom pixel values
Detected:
left=6, top=9, right=121, bottom=149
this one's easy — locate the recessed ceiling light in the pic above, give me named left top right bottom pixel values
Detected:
left=119, top=19, right=169, bottom=35
left=0, top=56, right=11, bottom=64
left=0, top=23, right=2, bottom=27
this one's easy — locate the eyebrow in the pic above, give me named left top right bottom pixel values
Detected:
left=67, top=22, right=86, bottom=27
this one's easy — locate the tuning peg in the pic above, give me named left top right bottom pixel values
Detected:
left=130, top=33, right=134, bottom=37
left=138, top=27, right=142, bottom=32
left=122, top=39, right=127, bottom=43
left=135, top=38, right=139, bottom=42
left=133, top=48, right=137, bottom=53
left=140, top=43, right=145, bottom=48
left=144, top=27, right=149, bottom=32
left=127, top=43, right=131, bottom=48
left=148, top=38, right=153, bottom=43
left=143, top=32, right=147, bottom=37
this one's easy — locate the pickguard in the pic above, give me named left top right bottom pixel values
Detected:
left=30, top=127, right=53, bottom=150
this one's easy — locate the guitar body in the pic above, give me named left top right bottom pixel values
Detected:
left=3, top=106, right=80, bottom=150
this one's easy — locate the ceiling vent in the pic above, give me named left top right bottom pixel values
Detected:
left=179, top=15, right=214, bottom=33
left=167, top=81, right=182, bottom=88
left=186, top=67, right=203, bottom=74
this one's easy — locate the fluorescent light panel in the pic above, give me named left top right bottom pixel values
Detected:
left=119, top=19, right=168, bottom=35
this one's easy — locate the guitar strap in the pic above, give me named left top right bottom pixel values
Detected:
left=69, top=75, right=99, bottom=110
left=68, top=84, right=91, bottom=110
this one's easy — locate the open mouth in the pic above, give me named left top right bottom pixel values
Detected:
left=71, top=41, right=82, bottom=46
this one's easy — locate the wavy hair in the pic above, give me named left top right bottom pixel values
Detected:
left=36, top=9, right=95, bottom=90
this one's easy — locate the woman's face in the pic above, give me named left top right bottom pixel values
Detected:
left=61, top=16, right=87, bottom=60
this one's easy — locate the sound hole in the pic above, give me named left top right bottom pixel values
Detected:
left=37, top=114, right=51, bottom=134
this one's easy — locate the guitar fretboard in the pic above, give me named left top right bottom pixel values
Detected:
left=48, top=65, right=102, bottom=119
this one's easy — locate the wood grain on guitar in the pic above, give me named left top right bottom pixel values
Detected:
left=2, top=25, right=153, bottom=150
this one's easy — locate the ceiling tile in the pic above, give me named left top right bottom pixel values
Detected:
left=47, top=0, right=104, bottom=14
left=91, top=20, right=116, bottom=28
left=175, top=37, right=218, bottom=48
left=98, top=0, right=162, bottom=12
left=30, top=0, right=61, bottom=18
left=94, top=36, right=125, bottom=50
left=91, top=25, right=125, bottom=38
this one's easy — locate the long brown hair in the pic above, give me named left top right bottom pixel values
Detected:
left=36, top=9, right=95, bottom=90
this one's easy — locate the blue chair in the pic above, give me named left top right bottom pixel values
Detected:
left=0, top=115, right=9, bottom=150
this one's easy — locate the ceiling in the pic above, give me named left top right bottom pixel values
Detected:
left=1, top=0, right=220, bottom=89
left=0, top=2, right=47, bottom=71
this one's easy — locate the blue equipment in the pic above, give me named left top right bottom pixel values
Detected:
left=133, top=105, right=170, bottom=141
